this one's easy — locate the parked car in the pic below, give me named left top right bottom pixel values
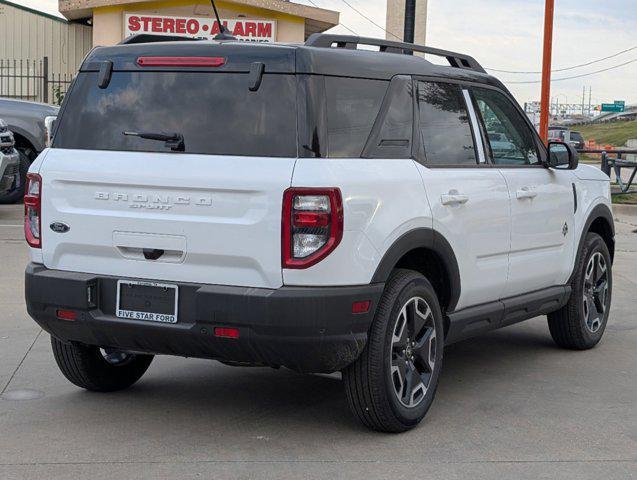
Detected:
left=548, top=126, right=586, bottom=149
left=0, top=119, right=20, bottom=197
left=24, top=34, right=614, bottom=433
left=0, top=98, right=58, bottom=203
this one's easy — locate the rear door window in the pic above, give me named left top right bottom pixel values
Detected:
left=325, top=77, right=387, bottom=158
left=416, top=81, right=477, bottom=166
left=53, top=71, right=298, bottom=157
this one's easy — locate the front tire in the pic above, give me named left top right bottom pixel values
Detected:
left=548, top=232, right=612, bottom=350
left=343, top=269, right=444, bottom=432
left=51, top=336, right=154, bottom=392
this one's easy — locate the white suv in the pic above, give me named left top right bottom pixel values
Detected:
left=24, top=34, right=614, bottom=432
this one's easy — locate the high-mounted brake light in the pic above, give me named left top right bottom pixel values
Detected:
left=282, top=188, right=343, bottom=269
left=24, top=173, right=42, bottom=249
left=136, top=56, right=226, bottom=67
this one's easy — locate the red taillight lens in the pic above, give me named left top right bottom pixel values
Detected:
left=137, top=56, right=226, bottom=67
left=24, top=173, right=42, bottom=249
left=56, top=309, right=77, bottom=321
left=282, top=188, right=343, bottom=269
left=352, top=301, right=371, bottom=314
left=214, top=327, right=240, bottom=339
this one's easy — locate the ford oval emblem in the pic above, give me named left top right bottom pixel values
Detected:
left=50, top=222, right=70, bottom=233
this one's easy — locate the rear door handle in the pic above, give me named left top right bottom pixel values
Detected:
left=441, top=192, right=469, bottom=206
left=516, top=186, right=538, bottom=199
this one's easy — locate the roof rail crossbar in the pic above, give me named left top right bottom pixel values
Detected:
left=305, top=34, right=485, bottom=73
left=119, top=34, right=204, bottom=45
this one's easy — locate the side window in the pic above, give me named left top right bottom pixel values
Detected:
left=417, top=81, right=477, bottom=166
left=472, top=88, right=540, bottom=165
left=363, top=75, right=413, bottom=159
left=325, top=77, right=387, bottom=158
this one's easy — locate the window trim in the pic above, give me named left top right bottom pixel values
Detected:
left=412, top=78, right=485, bottom=168
left=462, top=89, right=486, bottom=164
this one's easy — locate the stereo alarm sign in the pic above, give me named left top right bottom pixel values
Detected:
left=124, top=14, right=276, bottom=43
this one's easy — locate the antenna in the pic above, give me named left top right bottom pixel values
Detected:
left=210, top=0, right=237, bottom=40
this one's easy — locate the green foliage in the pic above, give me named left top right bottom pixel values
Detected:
left=578, top=121, right=637, bottom=147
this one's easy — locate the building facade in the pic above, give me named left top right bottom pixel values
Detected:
left=385, top=0, right=427, bottom=45
left=59, top=0, right=339, bottom=46
left=0, top=0, right=92, bottom=102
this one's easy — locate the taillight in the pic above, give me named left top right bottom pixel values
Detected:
left=24, top=173, right=42, bottom=248
left=282, top=188, right=343, bottom=269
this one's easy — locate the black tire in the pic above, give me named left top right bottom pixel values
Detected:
left=51, top=336, right=154, bottom=392
left=548, top=232, right=612, bottom=350
left=0, top=150, right=29, bottom=204
left=343, top=269, right=444, bottom=432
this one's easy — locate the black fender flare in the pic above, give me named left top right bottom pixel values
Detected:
left=371, top=228, right=461, bottom=312
left=569, top=203, right=615, bottom=283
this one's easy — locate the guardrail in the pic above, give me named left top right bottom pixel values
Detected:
left=578, top=148, right=637, bottom=194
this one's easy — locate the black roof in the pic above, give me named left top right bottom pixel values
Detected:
left=82, top=34, right=505, bottom=90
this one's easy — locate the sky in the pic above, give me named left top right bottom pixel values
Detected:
left=19, top=0, right=637, bottom=106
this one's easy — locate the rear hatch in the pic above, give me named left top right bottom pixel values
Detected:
left=39, top=42, right=298, bottom=288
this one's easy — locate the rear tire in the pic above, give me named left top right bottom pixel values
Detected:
left=343, top=269, right=444, bottom=432
left=548, top=232, right=612, bottom=350
left=51, top=336, right=154, bottom=392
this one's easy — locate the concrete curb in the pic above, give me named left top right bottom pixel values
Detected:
left=613, top=203, right=637, bottom=217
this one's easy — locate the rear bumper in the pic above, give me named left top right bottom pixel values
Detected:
left=25, top=263, right=384, bottom=373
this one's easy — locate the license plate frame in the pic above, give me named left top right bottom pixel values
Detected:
left=116, top=280, right=179, bottom=324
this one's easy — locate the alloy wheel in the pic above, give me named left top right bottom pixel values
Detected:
left=390, top=297, right=437, bottom=408
left=582, top=252, right=609, bottom=334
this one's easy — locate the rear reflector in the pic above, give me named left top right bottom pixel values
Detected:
left=137, top=56, right=226, bottom=67
left=56, top=309, right=77, bottom=321
left=352, top=301, right=371, bottom=314
left=214, top=327, right=240, bottom=339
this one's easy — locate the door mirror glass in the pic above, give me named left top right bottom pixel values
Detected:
left=547, top=141, right=578, bottom=169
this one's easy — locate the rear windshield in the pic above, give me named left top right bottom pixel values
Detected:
left=53, top=71, right=297, bottom=157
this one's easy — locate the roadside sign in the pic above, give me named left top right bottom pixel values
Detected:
left=601, top=103, right=625, bottom=112
left=614, top=100, right=625, bottom=107
left=124, top=14, right=276, bottom=43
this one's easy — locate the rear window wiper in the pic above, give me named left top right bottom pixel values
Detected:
left=123, top=131, right=184, bottom=152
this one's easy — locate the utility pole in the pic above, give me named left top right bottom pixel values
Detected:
left=539, top=0, right=555, bottom=143
left=582, top=86, right=586, bottom=116
left=386, top=0, right=427, bottom=44
left=404, top=0, right=416, bottom=44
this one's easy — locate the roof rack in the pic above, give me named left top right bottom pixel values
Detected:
left=119, top=34, right=203, bottom=45
left=304, top=34, right=485, bottom=74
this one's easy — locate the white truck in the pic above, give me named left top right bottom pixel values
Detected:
left=24, top=34, right=614, bottom=432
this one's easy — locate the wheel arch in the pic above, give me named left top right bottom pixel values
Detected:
left=571, top=203, right=615, bottom=283
left=371, top=228, right=461, bottom=315
left=11, top=130, right=39, bottom=160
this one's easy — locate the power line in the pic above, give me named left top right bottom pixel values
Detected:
left=338, top=0, right=403, bottom=41
left=486, top=45, right=637, bottom=74
left=505, top=58, right=637, bottom=84
left=305, top=0, right=359, bottom=35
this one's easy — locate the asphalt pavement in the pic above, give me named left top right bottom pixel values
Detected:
left=0, top=203, right=635, bottom=479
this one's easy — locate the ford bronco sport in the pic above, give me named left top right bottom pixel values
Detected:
left=24, top=34, right=614, bottom=432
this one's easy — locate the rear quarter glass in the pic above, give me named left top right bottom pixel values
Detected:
left=53, top=71, right=298, bottom=158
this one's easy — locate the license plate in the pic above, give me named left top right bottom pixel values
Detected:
left=116, top=280, right=178, bottom=323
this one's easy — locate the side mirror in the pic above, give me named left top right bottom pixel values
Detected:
left=547, top=141, right=578, bottom=170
